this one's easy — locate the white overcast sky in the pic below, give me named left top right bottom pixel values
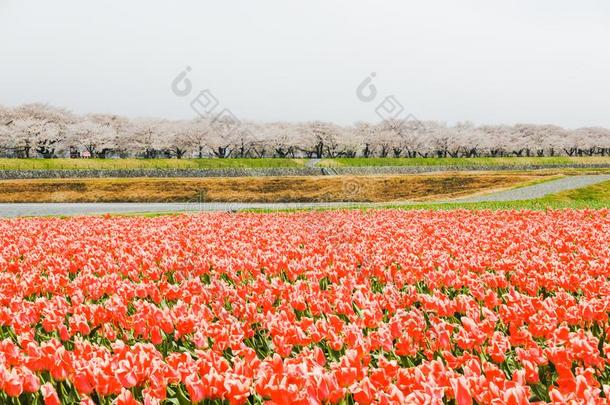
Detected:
left=1, top=0, right=609, bottom=127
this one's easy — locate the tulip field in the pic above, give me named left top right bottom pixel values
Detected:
left=1, top=209, right=610, bottom=404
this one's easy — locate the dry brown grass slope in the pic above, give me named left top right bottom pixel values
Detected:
left=0, top=173, right=549, bottom=203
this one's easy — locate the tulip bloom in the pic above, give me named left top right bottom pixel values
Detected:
left=0, top=209, right=608, bottom=403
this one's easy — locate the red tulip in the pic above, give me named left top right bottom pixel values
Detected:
left=40, top=383, right=60, bottom=405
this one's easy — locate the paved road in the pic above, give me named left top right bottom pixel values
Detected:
left=0, top=175, right=608, bottom=217
left=0, top=202, right=364, bottom=217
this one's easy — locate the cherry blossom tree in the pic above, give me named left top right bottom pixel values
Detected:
left=263, top=122, right=297, bottom=158
left=300, top=121, right=347, bottom=158
left=182, top=118, right=212, bottom=158
left=66, top=119, right=115, bottom=158
left=203, top=117, right=246, bottom=158
left=479, top=125, right=512, bottom=157
left=17, top=104, right=74, bottom=158
left=247, top=122, right=271, bottom=158
left=353, top=122, right=377, bottom=158
left=85, top=113, right=131, bottom=158
left=159, top=120, right=197, bottom=159
left=130, top=118, right=169, bottom=158
left=1, top=103, right=610, bottom=159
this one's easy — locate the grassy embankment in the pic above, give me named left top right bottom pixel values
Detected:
left=0, top=156, right=609, bottom=170
left=320, top=156, right=610, bottom=167
left=0, top=156, right=607, bottom=206
left=0, top=158, right=306, bottom=170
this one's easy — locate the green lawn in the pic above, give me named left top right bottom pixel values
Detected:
left=319, top=156, right=610, bottom=168
left=0, top=158, right=306, bottom=170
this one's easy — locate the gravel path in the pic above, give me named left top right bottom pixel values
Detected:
left=452, top=174, right=610, bottom=202
left=0, top=175, right=608, bottom=217
left=304, top=159, right=321, bottom=168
